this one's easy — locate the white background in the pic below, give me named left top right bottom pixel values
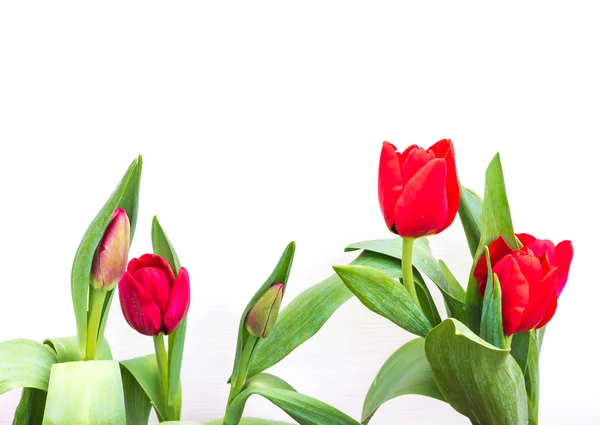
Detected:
left=1, top=2, right=599, bottom=424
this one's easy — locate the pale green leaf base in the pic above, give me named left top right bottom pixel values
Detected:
left=42, top=361, right=126, bottom=425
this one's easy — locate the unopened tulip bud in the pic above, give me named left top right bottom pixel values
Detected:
left=90, top=208, right=130, bottom=291
left=246, top=283, right=284, bottom=338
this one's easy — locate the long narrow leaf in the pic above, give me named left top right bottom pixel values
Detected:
left=247, top=251, right=403, bottom=378
left=120, top=354, right=166, bottom=421
left=226, top=374, right=360, bottom=425
left=458, top=184, right=483, bottom=257
left=465, top=154, right=519, bottom=331
left=511, top=331, right=540, bottom=425
left=151, top=216, right=184, bottom=408
left=71, top=156, right=142, bottom=357
left=121, top=364, right=152, bottom=425
left=12, top=388, right=47, bottom=425
left=479, top=249, right=505, bottom=349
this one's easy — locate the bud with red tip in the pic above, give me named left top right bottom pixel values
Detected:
left=90, top=207, right=130, bottom=291
left=245, top=283, right=284, bottom=338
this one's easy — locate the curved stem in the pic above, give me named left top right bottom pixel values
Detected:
left=402, top=237, right=421, bottom=308
left=85, top=288, right=107, bottom=360
left=227, top=335, right=258, bottom=405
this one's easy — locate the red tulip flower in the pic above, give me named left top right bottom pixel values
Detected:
left=378, top=139, right=459, bottom=238
left=119, top=254, right=190, bottom=336
left=474, top=235, right=573, bottom=336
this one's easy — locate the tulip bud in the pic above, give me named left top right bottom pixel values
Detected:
left=245, top=283, right=284, bottom=338
left=90, top=208, right=130, bottom=291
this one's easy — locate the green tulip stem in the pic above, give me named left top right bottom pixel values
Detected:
left=402, top=237, right=421, bottom=308
left=228, top=335, right=259, bottom=405
left=85, top=288, right=107, bottom=361
left=153, top=333, right=173, bottom=418
left=505, top=334, right=513, bottom=348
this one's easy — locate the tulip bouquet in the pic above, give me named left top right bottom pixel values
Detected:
left=0, top=140, right=571, bottom=425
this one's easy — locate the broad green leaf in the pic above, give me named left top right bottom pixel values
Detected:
left=42, top=360, right=126, bottom=425
left=458, top=184, right=483, bottom=257
left=120, top=354, right=166, bottom=421
left=362, top=338, right=444, bottom=424
left=334, top=265, right=432, bottom=337
left=346, top=238, right=466, bottom=319
left=162, top=419, right=296, bottom=425
left=480, top=249, right=505, bottom=349
left=12, top=388, right=47, bottom=425
left=226, top=374, right=360, bottom=425
left=44, top=336, right=112, bottom=363
left=511, top=331, right=540, bottom=425
left=152, top=216, right=184, bottom=409
left=230, top=242, right=296, bottom=390
left=121, top=364, right=152, bottom=425
left=71, top=156, right=142, bottom=357
left=0, top=339, right=56, bottom=394
left=247, top=251, right=403, bottom=378
left=465, top=154, right=519, bottom=331
left=425, top=319, right=528, bottom=425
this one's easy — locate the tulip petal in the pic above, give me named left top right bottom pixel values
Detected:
left=493, top=255, right=529, bottom=336
left=393, top=158, right=448, bottom=238
left=133, top=267, right=171, bottom=314
left=513, top=251, right=543, bottom=289
left=378, top=142, right=404, bottom=232
left=428, top=139, right=459, bottom=230
left=555, top=241, right=573, bottom=295
left=474, top=236, right=515, bottom=292
left=400, top=147, right=435, bottom=183
left=118, top=272, right=162, bottom=336
left=136, top=254, right=176, bottom=281
left=519, top=267, right=557, bottom=331
left=164, top=267, right=191, bottom=335
left=397, top=144, right=419, bottom=167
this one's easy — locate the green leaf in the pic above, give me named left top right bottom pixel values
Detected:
left=0, top=339, right=57, bottom=394
left=120, top=354, right=166, bottom=421
left=152, top=216, right=181, bottom=273
left=334, top=265, right=432, bottom=337
left=42, top=360, right=126, bottom=425
left=346, top=238, right=466, bottom=319
left=465, top=154, right=519, bottom=331
left=225, top=374, right=360, bottom=425
left=120, top=364, right=152, bottom=425
left=12, top=388, right=47, bottom=425
left=362, top=338, right=444, bottom=424
left=152, top=216, right=185, bottom=409
left=412, top=269, right=442, bottom=326
left=425, top=319, right=528, bottom=425
left=458, top=184, right=483, bottom=257
left=71, top=156, right=143, bottom=358
left=511, top=331, right=540, bottom=425
left=44, top=336, right=112, bottom=363
left=479, top=249, right=505, bottom=349
left=230, top=242, right=296, bottom=390
left=247, top=251, right=403, bottom=378
left=162, top=419, right=296, bottom=425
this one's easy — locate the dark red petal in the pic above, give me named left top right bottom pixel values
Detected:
left=126, top=257, right=147, bottom=274
left=164, top=267, right=191, bottom=335
left=400, top=147, right=435, bottom=183
left=428, top=139, right=459, bottom=230
left=118, top=272, right=162, bottom=336
left=519, top=267, right=558, bottom=331
left=393, top=158, right=448, bottom=238
left=493, top=255, right=529, bottom=336
left=378, top=142, right=404, bottom=233
left=474, top=236, right=515, bottom=291
left=516, top=233, right=537, bottom=248
left=132, top=267, right=171, bottom=314
left=555, top=240, right=573, bottom=296
left=524, top=237, right=556, bottom=264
